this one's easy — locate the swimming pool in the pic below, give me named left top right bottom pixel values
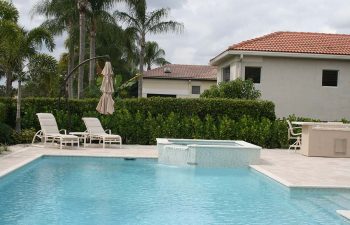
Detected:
left=0, top=156, right=349, bottom=225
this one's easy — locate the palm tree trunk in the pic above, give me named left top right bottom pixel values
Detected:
left=67, top=48, right=74, bottom=98
left=15, top=79, right=21, bottom=132
left=5, top=72, right=12, bottom=96
left=67, top=22, right=74, bottom=99
left=78, top=0, right=87, bottom=99
left=138, top=34, right=145, bottom=98
left=89, top=19, right=96, bottom=87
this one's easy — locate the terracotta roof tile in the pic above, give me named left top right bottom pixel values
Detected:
left=228, top=31, right=350, bottom=55
left=143, top=64, right=217, bottom=80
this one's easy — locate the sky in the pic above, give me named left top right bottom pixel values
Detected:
left=12, top=0, right=350, bottom=65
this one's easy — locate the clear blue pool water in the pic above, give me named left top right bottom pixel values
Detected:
left=0, top=156, right=349, bottom=225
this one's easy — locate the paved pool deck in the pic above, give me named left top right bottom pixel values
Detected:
left=1, top=145, right=350, bottom=189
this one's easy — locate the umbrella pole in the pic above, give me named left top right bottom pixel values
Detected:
left=56, top=55, right=110, bottom=129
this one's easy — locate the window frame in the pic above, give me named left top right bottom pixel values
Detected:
left=244, top=66, right=261, bottom=84
left=222, top=66, right=231, bottom=82
left=322, top=70, right=338, bottom=87
left=191, top=85, right=201, bottom=95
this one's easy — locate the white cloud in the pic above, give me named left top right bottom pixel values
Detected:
left=12, top=0, right=350, bottom=65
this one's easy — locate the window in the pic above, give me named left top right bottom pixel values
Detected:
left=147, top=94, right=176, bottom=98
left=322, top=70, right=338, bottom=87
left=245, top=67, right=261, bottom=83
left=192, top=86, right=201, bottom=94
left=222, top=66, right=230, bottom=82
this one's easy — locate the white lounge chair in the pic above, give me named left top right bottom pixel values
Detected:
left=287, top=120, right=302, bottom=151
left=82, top=117, right=122, bottom=148
left=32, top=113, right=79, bottom=149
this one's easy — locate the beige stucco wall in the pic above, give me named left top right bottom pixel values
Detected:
left=142, top=79, right=216, bottom=98
left=215, top=56, right=350, bottom=120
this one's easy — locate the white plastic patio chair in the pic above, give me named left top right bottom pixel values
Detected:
left=287, top=120, right=302, bottom=151
left=32, top=113, right=79, bottom=149
left=82, top=117, right=122, bottom=148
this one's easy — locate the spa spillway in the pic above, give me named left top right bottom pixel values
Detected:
left=157, top=139, right=261, bottom=167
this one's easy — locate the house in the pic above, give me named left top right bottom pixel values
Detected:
left=142, top=64, right=217, bottom=98
left=210, top=31, right=350, bottom=120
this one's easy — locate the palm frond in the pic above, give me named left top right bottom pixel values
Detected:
left=148, top=21, right=184, bottom=34
left=114, top=11, right=141, bottom=32
left=124, top=0, right=147, bottom=23
left=0, top=0, right=19, bottom=22
left=26, top=27, right=55, bottom=52
left=95, top=10, right=116, bottom=26
left=41, top=18, right=66, bottom=36
left=30, top=0, right=51, bottom=18
left=145, top=8, right=169, bottom=28
left=89, top=0, right=116, bottom=12
left=0, top=20, right=21, bottom=38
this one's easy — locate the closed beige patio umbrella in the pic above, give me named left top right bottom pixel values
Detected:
left=96, top=61, right=115, bottom=115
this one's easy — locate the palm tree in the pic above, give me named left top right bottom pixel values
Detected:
left=24, top=54, right=59, bottom=97
left=8, top=27, right=55, bottom=131
left=17, top=27, right=55, bottom=131
left=77, top=0, right=89, bottom=99
left=114, top=0, right=183, bottom=97
left=0, top=0, right=21, bottom=96
left=87, top=0, right=117, bottom=87
left=144, top=41, right=169, bottom=70
left=32, top=0, right=79, bottom=98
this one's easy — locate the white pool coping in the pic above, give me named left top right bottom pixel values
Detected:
left=337, top=210, right=350, bottom=220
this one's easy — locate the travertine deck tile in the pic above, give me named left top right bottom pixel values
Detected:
left=252, top=150, right=350, bottom=188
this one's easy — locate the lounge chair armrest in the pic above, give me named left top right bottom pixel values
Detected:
left=59, top=129, right=67, bottom=135
left=293, top=126, right=302, bottom=129
left=105, top=129, right=111, bottom=134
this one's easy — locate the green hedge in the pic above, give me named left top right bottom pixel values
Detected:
left=0, top=102, right=6, bottom=123
left=0, top=97, right=282, bottom=148
left=118, top=98, right=275, bottom=120
left=0, top=97, right=275, bottom=119
left=0, top=97, right=275, bottom=126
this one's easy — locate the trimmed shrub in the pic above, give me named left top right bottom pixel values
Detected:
left=201, top=79, right=261, bottom=99
left=0, top=97, right=276, bottom=129
left=0, top=144, right=10, bottom=154
left=117, top=98, right=275, bottom=120
left=0, top=102, right=7, bottom=123
left=12, top=128, right=37, bottom=144
left=0, top=123, right=14, bottom=145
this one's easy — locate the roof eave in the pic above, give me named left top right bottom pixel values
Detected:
left=210, top=50, right=230, bottom=66
left=210, top=50, right=350, bottom=66
left=143, top=77, right=217, bottom=81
